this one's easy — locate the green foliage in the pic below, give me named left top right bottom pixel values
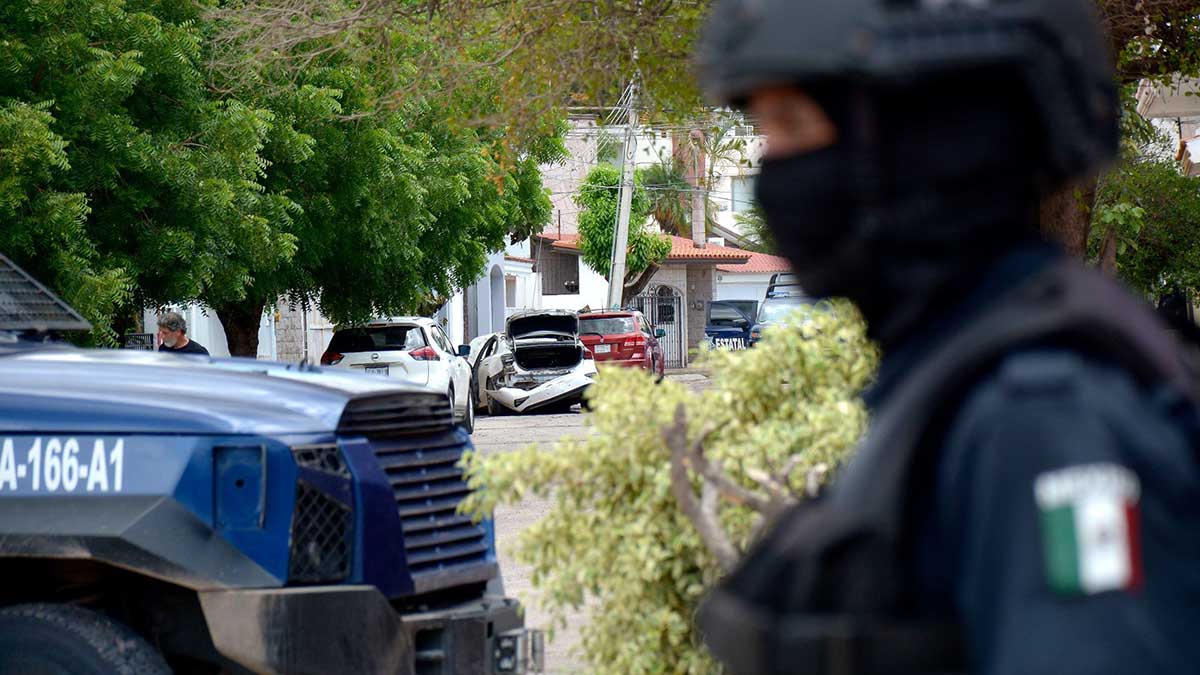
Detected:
left=734, top=205, right=775, bottom=254
left=1094, top=145, right=1200, bottom=296
left=0, top=0, right=559, bottom=350
left=212, top=1, right=711, bottom=150
left=0, top=100, right=131, bottom=343
left=574, top=164, right=670, bottom=283
left=641, top=157, right=692, bottom=237
left=461, top=305, right=877, bottom=673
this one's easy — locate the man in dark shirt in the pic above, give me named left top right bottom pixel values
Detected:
left=157, top=311, right=209, bottom=355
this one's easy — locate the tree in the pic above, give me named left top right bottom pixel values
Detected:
left=1093, top=139, right=1200, bottom=299
left=574, top=165, right=671, bottom=305
left=678, top=115, right=750, bottom=243
left=0, top=0, right=297, bottom=344
left=734, top=205, right=775, bottom=254
left=215, top=0, right=1200, bottom=260
left=210, top=1, right=709, bottom=151
left=0, top=0, right=561, bottom=353
left=462, top=304, right=876, bottom=672
left=640, top=156, right=691, bottom=237
left=207, top=65, right=562, bottom=354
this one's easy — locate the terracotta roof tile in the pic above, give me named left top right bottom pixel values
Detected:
left=537, top=232, right=751, bottom=263
left=717, top=251, right=792, bottom=274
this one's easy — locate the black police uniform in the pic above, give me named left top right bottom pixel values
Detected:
left=879, top=246, right=1200, bottom=673
left=693, top=1, right=1200, bottom=671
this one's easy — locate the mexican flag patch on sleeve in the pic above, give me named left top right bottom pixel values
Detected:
left=1034, top=463, right=1144, bottom=596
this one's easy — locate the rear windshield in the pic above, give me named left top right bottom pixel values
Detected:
left=328, top=326, right=426, bottom=353
left=579, top=317, right=636, bottom=335
left=757, top=298, right=810, bottom=324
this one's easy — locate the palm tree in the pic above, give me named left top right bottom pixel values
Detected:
left=680, top=114, right=751, bottom=242
left=640, top=157, right=692, bottom=237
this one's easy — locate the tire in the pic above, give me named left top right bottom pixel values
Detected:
left=460, top=383, right=476, bottom=434
left=486, top=394, right=504, bottom=417
left=0, top=603, right=171, bottom=675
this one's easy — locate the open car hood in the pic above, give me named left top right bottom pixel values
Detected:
left=506, top=311, right=578, bottom=339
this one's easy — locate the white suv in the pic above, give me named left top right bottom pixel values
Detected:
left=321, top=317, right=476, bottom=433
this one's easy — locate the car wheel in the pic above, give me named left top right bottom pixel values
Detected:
left=461, top=384, right=476, bottom=433
left=487, top=395, right=507, bottom=417
left=0, top=603, right=171, bottom=675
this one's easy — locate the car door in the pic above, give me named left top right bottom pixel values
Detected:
left=433, top=325, right=471, bottom=403
left=706, top=302, right=752, bottom=350
left=638, top=313, right=664, bottom=366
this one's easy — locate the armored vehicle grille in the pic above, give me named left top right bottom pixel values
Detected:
left=370, top=429, right=490, bottom=590
left=288, top=481, right=353, bottom=583
left=339, top=393, right=454, bottom=439
left=0, top=252, right=91, bottom=331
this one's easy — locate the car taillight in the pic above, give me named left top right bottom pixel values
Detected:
left=321, top=351, right=344, bottom=366
left=622, top=336, right=647, bottom=349
left=582, top=348, right=593, bottom=360
left=410, top=346, right=439, bottom=361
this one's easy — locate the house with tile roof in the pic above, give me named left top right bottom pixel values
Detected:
left=532, top=231, right=751, bottom=367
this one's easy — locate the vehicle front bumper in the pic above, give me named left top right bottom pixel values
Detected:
left=199, top=586, right=542, bottom=675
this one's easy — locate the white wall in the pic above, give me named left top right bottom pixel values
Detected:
left=143, top=303, right=278, bottom=359
left=715, top=272, right=772, bottom=305
left=538, top=257, right=608, bottom=311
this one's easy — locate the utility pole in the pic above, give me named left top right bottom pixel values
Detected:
left=606, top=81, right=638, bottom=310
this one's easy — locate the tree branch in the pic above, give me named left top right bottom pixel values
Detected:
left=665, top=404, right=740, bottom=572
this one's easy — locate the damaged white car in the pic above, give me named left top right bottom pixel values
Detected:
left=468, top=310, right=597, bottom=414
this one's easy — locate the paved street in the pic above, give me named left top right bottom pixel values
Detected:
left=474, top=373, right=710, bottom=673
left=475, top=409, right=592, bottom=674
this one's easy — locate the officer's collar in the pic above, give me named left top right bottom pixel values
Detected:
left=863, top=242, right=1063, bottom=411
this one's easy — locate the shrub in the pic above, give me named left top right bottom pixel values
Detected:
left=460, top=302, right=878, bottom=673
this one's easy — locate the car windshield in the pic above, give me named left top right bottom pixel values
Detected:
left=579, top=317, right=636, bottom=335
left=328, top=326, right=426, bottom=353
left=757, top=298, right=811, bottom=324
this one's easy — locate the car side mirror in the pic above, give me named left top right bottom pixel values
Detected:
left=733, top=319, right=749, bottom=329
left=457, top=344, right=471, bottom=357
left=654, top=328, right=666, bottom=338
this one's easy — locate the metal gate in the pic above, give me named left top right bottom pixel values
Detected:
left=632, top=288, right=685, bottom=369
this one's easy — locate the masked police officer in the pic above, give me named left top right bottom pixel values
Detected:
left=695, top=1, right=1200, bottom=673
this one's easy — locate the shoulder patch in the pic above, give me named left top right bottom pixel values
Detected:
left=1034, top=463, right=1143, bottom=596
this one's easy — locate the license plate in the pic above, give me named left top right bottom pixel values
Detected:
left=594, top=344, right=611, bottom=354
left=364, top=365, right=389, bottom=376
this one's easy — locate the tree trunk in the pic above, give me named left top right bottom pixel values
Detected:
left=1039, top=177, right=1097, bottom=258
left=1098, top=226, right=1119, bottom=276
left=622, top=262, right=661, bottom=305
left=217, top=301, right=266, bottom=357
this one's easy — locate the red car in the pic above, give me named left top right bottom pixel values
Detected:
left=578, top=311, right=666, bottom=378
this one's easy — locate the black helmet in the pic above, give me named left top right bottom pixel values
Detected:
left=697, top=0, right=1119, bottom=186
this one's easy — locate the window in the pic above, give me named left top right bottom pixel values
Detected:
left=539, top=249, right=580, bottom=296
left=655, top=286, right=677, bottom=324
left=327, top=325, right=426, bottom=353
left=636, top=312, right=653, bottom=335
left=579, top=316, right=636, bottom=335
left=708, top=303, right=748, bottom=327
left=506, top=276, right=517, bottom=307
left=730, top=175, right=757, bottom=214
left=432, top=326, right=454, bottom=353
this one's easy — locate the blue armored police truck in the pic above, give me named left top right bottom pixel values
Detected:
left=0, top=253, right=540, bottom=674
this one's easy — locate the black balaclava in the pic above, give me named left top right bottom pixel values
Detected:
left=755, top=74, right=1043, bottom=350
